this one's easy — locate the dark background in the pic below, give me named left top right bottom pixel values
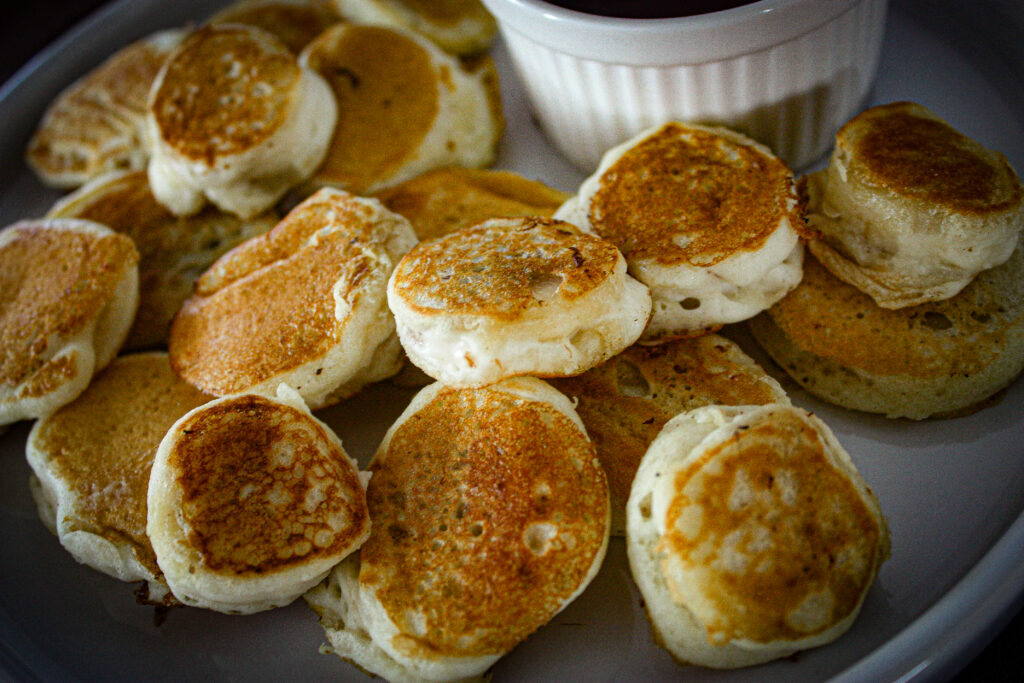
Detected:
left=1, top=1, right=1022, bottom=681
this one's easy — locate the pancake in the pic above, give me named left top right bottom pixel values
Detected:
left=208, top=0, right=343, bottom=53
left=148, top=385, right=370, bottom=613
left=25, top=29, right=186, bottom=190
left=25, top=352, right=211, bottom=605
left=806, top=101, right=1024, bottom=309
left=749, top=246, right=1024, bottom=420
left=329, top=0, right=497, bottom=55
left=298, top=23, right=503, bottom=197
left=146, top=23, right=337, bottom=219
left=304, top=377, right=608, bottom=681
left=555, top=122, right=806, bottom=342
left=375, top=167, right=570, bottom=242
left=549, top=334, right=788, bottom=536
left=0, top=219, right=139, bottom=426
left=387, top=216, right=652, bottom=387
left=47, top=169, right=278, bottom=351
left=169, top=188, right=417, bottom=409
left=626, top=403, right=889, bottom=669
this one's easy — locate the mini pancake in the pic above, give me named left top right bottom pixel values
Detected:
left=25, top=29, right=187, bottom=190
left=148, top=385, right=370, bottom=613
left=387, top=216, right=652, bottom=387
left=549, top=334, right=788, bottom=536
left=169, top=188, right=417, bottom=409
left=304, top=377, right=609, bottom=682
left=298, top=22, right=503, bottom=197
left=748, top=247, right=1024, bottom=420
left=626, top=403, right=889, bottom=669
left=806, top=101, right=1024, bottom=308
left=208, top=0, right=343, bottom=53
left=26, top=352, right=211, bottom=605
left=556, top=122, right=806, bottom=342
left=47, top=169, right=278, bottom=351
left=0, top=219, right=139, bottom=426
left=329, top=0, right=497, bottom=55
left=147, top=23, right=337, bottom=219
left=375, top=167, right=570, bottom=242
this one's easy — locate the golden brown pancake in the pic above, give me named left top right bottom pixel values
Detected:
left=330, top=0, right=497, bottom=55
left=25, top=29, right=186, bottom=189
left=749, top=246, right=1024, bottom=419
left=549, top=333, right=788, bottom=535
left=807, top=101, right=1024, bottom=308
left=374, top=166, right=570, bottom=242
left=387, top=216, right=651, bottom=386
left=209, top=0, right=343, bottom=53
left=555, top=122, right=805, bottom=340
left=0, top=219, right=139, bottom=425
left=299, top=23, right=503, bottom=196
left=169, top=188, right=416, bottom=408
left=148, top=387, right=370, bottom=613
left=47, top=170, right=277, bottom=350
left=304, top=377, right=608, bottom=681
left=627, top=404, right=889, bottom=668
left=25, top=352, right=211, bottom=604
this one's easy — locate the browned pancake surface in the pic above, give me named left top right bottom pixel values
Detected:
left=168, top=394, right=368, bottom=574
left=211, top=0, right=342, bottom=53
left=588, top=123, right=801, bottom=267
left=33, top=353, right=210, bottom=577
left=361, top=385, right=607, bottom=658
left=391, top=217, right=620, bottom=320
left=0, top=224, right=138, bottom=389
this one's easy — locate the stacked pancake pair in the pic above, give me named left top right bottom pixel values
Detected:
left=750, top=102, right=1024, bottom=420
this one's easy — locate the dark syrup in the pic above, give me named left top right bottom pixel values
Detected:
left=542, top=1, right=760, bottom=19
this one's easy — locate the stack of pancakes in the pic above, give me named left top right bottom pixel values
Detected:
left=9, top=0, right=1022, bottom=678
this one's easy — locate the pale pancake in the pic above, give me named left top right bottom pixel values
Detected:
left=387, top=216, right=652, bottom=387
left=148, top=386, right=369, bottom=613
left=147, top=23, right=337, bottom=218
left=304, top=377, right=608, bottom=682
left=169, top=188, right=416, bottom=409
left=25, top=29, right=186, bottom=189
left=807, top=101, right=1024, bottom=308
left=549, top=334, right=788, bottom=536
left=749, top=247, right=1024, bottom=420
left=329, top=0, right=496, bottom=55
left=209, top=0, right=343, bottom=53
left=375, top=166, right=570, bottom=242
left=556, top=122, right=806, bottom=341
left=47, top=169, right=277, bottom=350
left=626, top=404, right=889, bottom=669
left=0, top=219, right=139, bottom=426
left=26, top=352, right=211, bottom=605
left=298, top=23, right=503, bottom=197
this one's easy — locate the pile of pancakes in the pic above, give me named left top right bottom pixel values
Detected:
left=5, top=0, right=1024, bottom=679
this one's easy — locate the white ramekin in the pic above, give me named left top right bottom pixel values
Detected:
left=481, top=0, right=890, bottom=172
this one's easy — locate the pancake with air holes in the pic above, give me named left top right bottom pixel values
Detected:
left=297, top=22, right=503, bottom=197
left=748, top=246, right=1024, bottom=420
left=304, top=377, right=609, bottom=682
left=329, top=0, right=496, bottom=55
left=806, top=101, right=1024, bottom=309
left=549, top=333, right=788, bottom=537
left=626, top=403, right=890, bottom=669
left=0, top=219, right=138, bottom=426
left=387, top=215, right=652, bottom=387
left=169, top=187, right=417, bottom=409
left=208, top=0, right=342, bottom=53
left=147, top=385, right=370, bottom=614
left=26, top=352, right=211, bottom=606
left=47, top=169, right=277, bottom=351
left=146, top=23, right=337, bottom=219
left=25, top=29, right=186, bottom=190
left=555, top=121, right=806, bottom=342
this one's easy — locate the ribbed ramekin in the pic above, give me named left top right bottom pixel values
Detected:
left=481, top=0, right=890, bottom=172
